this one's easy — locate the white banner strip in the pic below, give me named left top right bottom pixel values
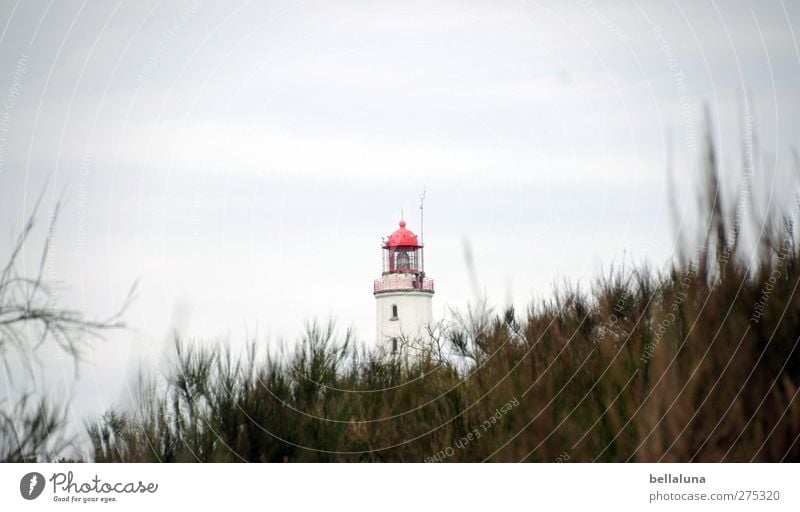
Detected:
left=2, top=463, right=796, bottom=511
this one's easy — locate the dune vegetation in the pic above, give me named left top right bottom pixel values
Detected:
left=87, top=127, right=800, bottom=463
left=3, top=125, right=800, bottom=462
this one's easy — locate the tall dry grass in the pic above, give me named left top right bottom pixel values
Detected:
left=87, top=126, right=800, bottom=462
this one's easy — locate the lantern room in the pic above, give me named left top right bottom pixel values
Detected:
left=382, top=220, right=424, bottom=274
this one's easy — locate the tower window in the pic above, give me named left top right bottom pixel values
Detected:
left=392, top=337, right=398, bottom=353
left=391, top=304, right=398, bottom=320
left=397, top=251, right=410, bottom=270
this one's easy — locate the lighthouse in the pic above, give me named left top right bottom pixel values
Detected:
left=373, top=219, right=434, bottom=353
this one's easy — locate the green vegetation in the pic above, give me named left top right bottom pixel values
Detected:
left=3, top=127, right=800, bottom=462
left=87, top=130, right=800, bottom=462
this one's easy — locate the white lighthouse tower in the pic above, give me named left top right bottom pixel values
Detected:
left=373, top=219, right=434, bottom=353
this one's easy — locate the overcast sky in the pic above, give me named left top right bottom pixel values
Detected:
left=1, top=0, right=799, bottom=434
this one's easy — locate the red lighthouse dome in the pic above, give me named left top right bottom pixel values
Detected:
left=384, top=220, right=421, bottom=248
left=375, top=216, right=433, bottom=295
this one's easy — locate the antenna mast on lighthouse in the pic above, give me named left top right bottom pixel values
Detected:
left=419, top=190, right=426, bottom=275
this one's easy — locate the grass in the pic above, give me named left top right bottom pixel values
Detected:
left=85, top=127, right=800, bottom=462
